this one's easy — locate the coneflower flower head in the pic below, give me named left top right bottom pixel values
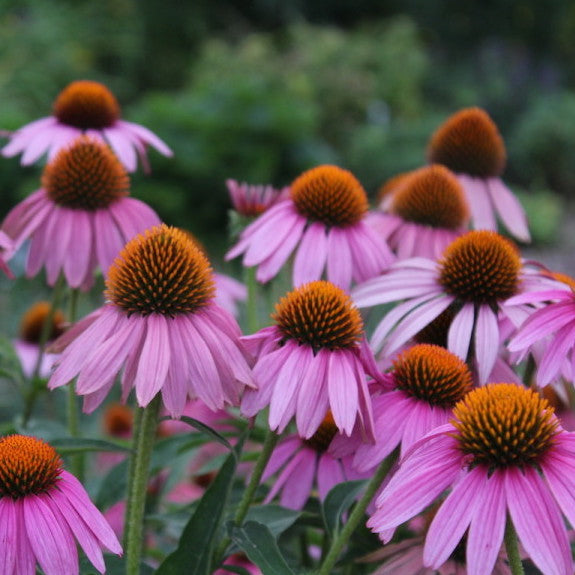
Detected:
left=2, top=80, right=172, bottom=171
left=226, top=179, right=289, bottom=219
left=0, top=434, right=122, bottom=574
left=426, top=107, right=529, bottom=242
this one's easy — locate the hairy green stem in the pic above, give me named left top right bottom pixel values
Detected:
left=124, top=395, right=161, bottom=575
left=504, top=516, right=524, bottom=575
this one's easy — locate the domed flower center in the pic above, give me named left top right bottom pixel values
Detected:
left=42, top=136, right=129, bottom=210
left=377, top=170, right=417, bottom=206
left=393, top=344, right=472, bottom=407
left=53, top=80, right=120, bottom=130
left=104, top=403, right=133, bottom=437
left=0, top=435, right=62, bottom=499
left=304, top=412, right=338, bottom=452
left=439, top=230, right=520, bottom=304
left=106, top=224, right=216, bottom=317
left=453, top=383, right=559, bottom=469
left=391, top=165, right=469, bottom=229
left=273, top=281, right=363, bottom=351
left=427, top=108, right=506, bottom=178
left=20, top=302, right=66, bottom=344
left=290, top=165, right=368, bottom=227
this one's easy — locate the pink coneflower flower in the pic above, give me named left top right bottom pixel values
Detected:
left=13, top=301, right=66, bottom=379
left=353, top=230, right=547, bottom=383
left=1, top=136, right=160, bottom=291
left=369, top=165, right=470, bottom=260
left=261, top=412, right=369, bottom=510
left=427, top=107, right=530, bottom=242
left=368, top=383, right=575, bottom=575
left=506, top=274, right=575, bottom=386
left=242, top=280, right=378, bottom=439
left=226, top=165, right=394, bottom=289
left=48, top=224, right=255, bottom=416
left=0, top=434, right=122, bottom=574
left=2, top=80, right=172, bottom=172
left=226, top=178, right=289, bottom=218
left=332, top=345, right=473, bottom=473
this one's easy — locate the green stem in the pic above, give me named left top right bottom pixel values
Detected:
left=504, top=516, right=524, bottom=575
left=124, top=395, right=161, bottom=575
left=318, top=452, right=397, bottom=575
left=245, top=266, right=259, bottom=334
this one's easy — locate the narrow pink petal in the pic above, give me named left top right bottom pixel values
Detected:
left=487, top=178, right=530, bottom=242
left=24, top=495, right=79, bottom=575
left=350, top=351, right=375, bottom=441
left=82, top=377, right=119, bottom=414
left=424, top=466, right=486, bottom=568
left=542, top=439, right=575, bottom=531
left=328, top=350, right=359, bottom=436
left=44, top=209, right=70, bottom=286
left=505, top=289, right=571, bottom=307
left=63, top=209, right=93, bottom=287
left=262, top=437, right=302, bottom=481
left=293, top=222, right=328, bottom=286
left=94, top=209, right=123, bottom=275
left=2, top=117, right=56, bottom=156
left=459, top=174, right=497, bottom=231
left=278, top=449, right=316, bottom=510
left=1, top=189, right=51, bottom=247
left=466, top=470, right=506, bottom=575
left=447, top=302, right=474, bottom=362
left=327, top=226, right=353, bottom=289
left=349, top=223, right=395, bottom=282
left=104, top=127, right=137, bottom=171
left=133, top=314, right=171, bottom=407
left=537, top=322, right=575, bottom=385
left=506, top=466, right=573, bottom=575
left=120, top=319, right=147, bottom=403
left=26, top=205, right=58, bottom=278
left=0, top=499, right=17, bottom=574
left=161, top=317, right=191, bottom=417
left=20, top=128, right=59, bottom=165
left=108, top=198, right=160, bottom=242
left=14, top=500, right=36, bottom=575
left=118, top=120, right=173, bottom=156
left=317, top=455, right=345, bottom=501
left=474, top=305, right=500, bottom=384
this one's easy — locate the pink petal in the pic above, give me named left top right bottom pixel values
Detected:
left=537, top=322, right=575, bottom=385
left=64, top=209, right=93, bottom=287
left=447, top=302, right=474, bottom=362
left=474, top=305, right=500, bottom=384
left=103, top=127, right=137, bottom=171
left=117, top=120, right=173, bottom=156
left=0, top=499, right=17, bottom=574
left=487, top=178, right=530, bottom=242
left=458, top=174, right=497, bottom=231
left=293, top=222, right=328, bottom=286
left=327, top=226, right=353, bottom=289
left=278, top=449, right=316, bottom=510
left=317, top=455, right=345, bottom=501
left=328, top=350, right=359, bottom=436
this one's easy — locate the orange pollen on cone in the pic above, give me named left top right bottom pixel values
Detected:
left=53, top=80, right=120, bottom=130
left=273, top=281, right=363, bottom=351
left=0, top=435, right=62, bottom=499
left=42, top=136, right=129, bottom=210
left=106, top=224, right=216, bottom=317
left=290, top=165, right=368, bottom=227
left=19, top=301, right=66, bottom=344
left=390, top=165, right=469, bottom=229
left=452, top=383, right=559, bottom=469
left=427, top=107, right=506, bottom=178
left=439, top=230, right=521, bottom=304
left=304, top=411, right=338, bottom=452
left=393, top=344, right=473, bottom=407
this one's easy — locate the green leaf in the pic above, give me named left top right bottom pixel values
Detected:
left=0, top=334, right=25, bottom=388
left=177, top=415, right=234, bottom=452
left=156, top=449, right=239, bottom=575
left=244, top=505, right=300, bottom=538
left=95, top=459, right=129, bottom=509
left=322, top=480, right=366, bottom=538
left=50, top=437, right=131, bottom=455
left=80, top=554, right=154, bottom=575
left=230, top=521, right=296, bottom=575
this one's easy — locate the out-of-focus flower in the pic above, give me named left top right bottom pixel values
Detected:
left=0, top=230, right=14, bottom=278
left=226, top=179, right=289, bottom=218
left=2, top=80, right=172, bottom=172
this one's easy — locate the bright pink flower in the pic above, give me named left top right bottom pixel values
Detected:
left=48, top=225, right=255, bottom=416
left=1, top=136, right=160, bottom=290
left=369, top=165, right=470, bottom=260
left=427, top=107, right=530, bottom=242
left=226, top=178, right=289, bottom=218
left=0, top=434, right=122, bottom=575
left=242, top=281, right=378, bottom=439
left=368, top=383, right=575, bottom=575
left=262, top=413, right=370, bottom=510
left=332, top=345, right=473, bottom=473
left=353, top=230, right=553, bottom=384
left=2, top=80, right=172, bottom=172
left=226, top=165, right=394, bottom=290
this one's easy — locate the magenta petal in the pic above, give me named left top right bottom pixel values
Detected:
left=64, top=209, right=92, bottom=287
left=328, top=350, right=359, bottom=436
left=119, top=121, right=173, bottom=156
left=459, top=174, right=497, bottom=231
left=279, top=449, right=316, bottom=510
left=474, top=305, right=500, bottom=384
left=542, top=441, right=575, bottom=531
left=447, top=302, right=474, bottom=362
left=94, top=209, right=123, bottom=275
left=262, top=437, right=302, bottom=481
left=293, top=222, right=328, bottom=286
left=104, top=127, right=137, bottom=172
left=317, top=455, right=345, bottom=501
left=327, top=227, right=353, bottom=289
left=537, top=321, right=575, bottom=385
left=487, top=178, right=530, bottom=243
left=0, top=499, right=17, bottom=574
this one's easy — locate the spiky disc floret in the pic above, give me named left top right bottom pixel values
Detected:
left=106, top=224, right=215, bottom=317
left=391, top=165, right=469, bottom=229
left=273, top=280, right=363, bottom=351
left=427, top=107, right=506, bottom=178
left=290, top=165, right=368, bottom=227
left=0, top=435, right=62, bottom=499
left=42, top=136, right=129, bottom=210
left=393, top=344, right=473, bottom=407
left=53, top=80, right=120, bottom=130
left=453, top=383, right=559, bottom=469
left=439, top=230, right=520, bottom=304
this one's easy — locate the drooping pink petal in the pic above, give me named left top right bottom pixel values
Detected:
left=327, top=226, right=353, bottom=289
left=537, top=321, right=575, bottom=385
left=458, top=174, right=497, bottom=231
left=474, top=304, right=500, bottom=384
left=103, top=127, right=137, bottom=172
left=278, top=448, right=316, bottom=510
left=348, top=223, right=395, bottom=283
left=262, top=437, right=302, bottom=481
left=487, top=178, right=530, bottom=243
left=26, top=205, right=57, bottom=278
left=118, top=120, right=173, bottom=157
left=94, top=209, right=123, bottom=275
left=14, top=499, right=36, bottom=575
left=293, top=222, right=328, bottom=286
left=1, top=189, right=51, bottom=248
left=317, top=455, right=345, bottom=501
left=447, top=302, right=474, bottom=362
left=64, top=209, right=93, bottom=287
left=328, top=350, right=359, bottom=436
left=0, top=498, right=17, bottom=574
left=542, top=438, right=575, bottom=530
left=2, top=117, right=57, bottom=157
left=505, top=289, right=572, bottom=307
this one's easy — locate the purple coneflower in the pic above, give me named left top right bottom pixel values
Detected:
left=353, top=230, right=548, bottom=383
left=226, top=165, right=394, bottom=289
left=241, top=280, right=378, bottom=439
left=427, top=107, right=530, bottom=242
left=1, top=136, right=160, bottom=290
left=226, top=178, right=289, bottom=218
left=262, top=412, right=369, bottom=510
left=332, top=344, right=473, bottom=473
left=368, top=383, right=575, bottom=575
left=369, top=165, right=470, bottom=260
left=0, top=434, right=122, bottom=574
left=2, top=80, right=172, bottom=171
left=48, top=224, right=255, bottom=416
